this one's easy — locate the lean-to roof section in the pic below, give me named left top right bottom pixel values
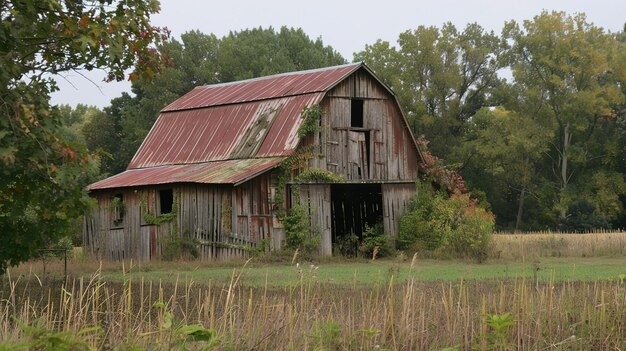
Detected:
left=88, top=157, right=284, bottom=190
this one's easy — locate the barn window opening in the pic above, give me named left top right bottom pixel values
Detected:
left=159, top=189, right=174, bottom=214
left=351, top=99, right=364, bottom=127
left=111, top=193, right=124, bottom=226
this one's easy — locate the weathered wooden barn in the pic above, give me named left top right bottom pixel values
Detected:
left=84, top=63, right=423, bottom=260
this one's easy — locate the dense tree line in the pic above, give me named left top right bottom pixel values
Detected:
left=356, top=12, right=626, bottom=231
left=68, top=11, right=626, bottom=232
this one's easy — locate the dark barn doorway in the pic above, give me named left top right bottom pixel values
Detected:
left=331, top=183, right=383, bottom=255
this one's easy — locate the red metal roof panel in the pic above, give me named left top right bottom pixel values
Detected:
left=162, top=63, right=360, bottom=111
left=129, top=93, right=324, bottom=169
left=88, top=157, right=284, bottom=190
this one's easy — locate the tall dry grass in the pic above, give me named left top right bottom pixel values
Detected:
left=1, top=261, right=625, bottom=350
left=492, top=231, right=626, bottom=259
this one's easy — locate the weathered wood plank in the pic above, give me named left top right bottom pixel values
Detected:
left=298, top=184, right=332, bottom=255
left=382, top=183, right=415, bottom=239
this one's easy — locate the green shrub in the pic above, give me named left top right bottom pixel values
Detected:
left=162, top=235, right=199, bottom=261
left=398, top=182, right=444, bottom=250
left=293, top=168, right=343, bottom=183
left=68, top=217, right=84, bottom=246
left=284, top=204, right=320, bottom=254
left=7, top=319, right=96, bottom=351
left=309, top=320, right=342, bottom=350
left=447, top=203, right=495, bottom=262
left=359, top=222, right=393, bottom=258
left=398, top=182, right=494, bottom=261
left=285, top=204, right=308, bottom=249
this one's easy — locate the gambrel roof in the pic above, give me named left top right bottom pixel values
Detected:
left=161, top=63, right=361, bottom=111
left=88, top=63, right=416, bottom=190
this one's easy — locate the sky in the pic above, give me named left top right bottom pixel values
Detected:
left=50, top=0, right=626, bottom=108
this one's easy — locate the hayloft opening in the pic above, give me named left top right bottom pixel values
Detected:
left=331, top=183, right=383, bottom=255
left=159, top=189, right=174, bottom=214
left=351, top=99, right=364, bottom=127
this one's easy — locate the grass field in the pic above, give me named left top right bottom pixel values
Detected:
left=112, top=257, right=626, bottom=286
left=9, top=256, right=626, bottom=287
left=1, top=232, right=625, bottom=350
left=493, top=231, right=626, bottom=259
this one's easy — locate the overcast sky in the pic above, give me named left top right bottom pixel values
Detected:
left=50, top=0, right=626, bottom=108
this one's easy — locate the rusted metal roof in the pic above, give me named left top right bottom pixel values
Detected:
left=88, top=157, right=284, bottom=190
left=88, top=63, right=392, bottom=190
left=162, top=63, right=361, bottom=111
left=128, top=93, right=324, bottom=169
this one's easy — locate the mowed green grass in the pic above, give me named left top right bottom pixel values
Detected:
left=94, top=257, right=626, bottom=287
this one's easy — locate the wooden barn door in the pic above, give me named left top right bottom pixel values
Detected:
left=297, top=184, right=332, bottom=255
left=347, top=131, right=370, bottom=180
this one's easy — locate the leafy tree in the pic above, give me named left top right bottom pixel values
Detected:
left=127, top=31, right=221, bottom=130
left=0, top=0, right=166, bottom=273
left=611, top=25, right=626, bottom=228
left=355, top=22, right=505, bottom=158
left=358, top=16, right=626, bottom=231
left=466, top=107, right=552, bottom=231
left=106, top=31, right=222, bottom=172
left=82, top=107, right=122, bottom=175
left=573, top=171, right=626, bottom=225
left=504, top=12, right=625, bottom=223
left=219, top=26, right=345, bottom=81
left=58, top=103, right=101, bottom=145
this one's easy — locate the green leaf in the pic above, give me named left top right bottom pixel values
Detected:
left=177, top=324, right=216, bottom=342
left=162, top=312, right=173, bottom=330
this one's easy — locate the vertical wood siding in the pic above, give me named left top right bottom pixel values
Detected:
left=318, top=70, right=419, bottom=181
left=297, top=184, right=332, bottom=255
left=382, top=183, right=416, bottom=240
left=326, top=69, right=389, bottom=99
left=84, top=171, right=278, bottom=261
